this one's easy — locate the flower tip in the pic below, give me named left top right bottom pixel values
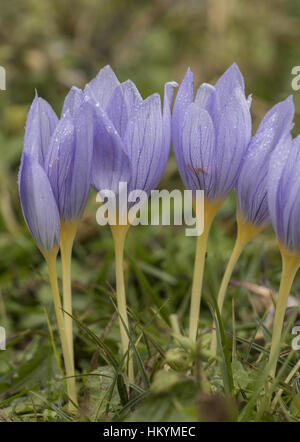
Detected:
left=285, top=94, right=295, bottom=108
left=182, top=67, right=194, bottom=85
left=70, top=85, right=82, bottom=93
left=169, top=81, right=179, bottom=88
left=186, top=66, right=193, bottom=76
left=229, top=61, right=242, bottom=74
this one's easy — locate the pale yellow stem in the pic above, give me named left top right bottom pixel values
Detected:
left=43, top=248, right=78, bottom=412
left=210, top=215, right=263, bottom=355
left=267, top=245, right=300, bottom=379
left=110, top=224, right=134, bottom=384
left=60, top=220, right=78, bottom=371
left=189, top=198, right=223, bottom=342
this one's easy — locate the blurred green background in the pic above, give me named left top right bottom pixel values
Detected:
left=1, top=0, right=300, bottom=421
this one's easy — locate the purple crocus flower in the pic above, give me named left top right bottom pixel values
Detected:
left=19, top=92, right=93, bottom=250
left=172, top=64, right=252, bottom=343
left=267, top=131, right=300, bottom=377
left=236, top=96, right=295, bottom=227
left=210, top=96, right=295, bottom=355
left=268, top=134, right=300, bottom=251
left=82, top=65, right=177, bottom=198
left=76, top=66, right=177, bottom=382
left=172, top=63, right=252, bottom=200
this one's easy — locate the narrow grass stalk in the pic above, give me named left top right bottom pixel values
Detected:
left=110, top=224, right=134, bottom=384
left=271, top=359, right=300, bottom=411
left=267, top=245, right=300, bottom=379
left=188, top=198, right=223, bottom=342
left=210, top=215, right=262, bottom=354
left=43, top=248, right=78, bottom=412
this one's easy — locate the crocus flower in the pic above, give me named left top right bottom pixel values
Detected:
left=267, top=133, right=300, bottom=376
left=237, top=96, right=294, bottom=228
left=210, top=96, right=295, bottom=354
left=84, top=65, right=176, bottom=199
left=81, top=65, right=176, bottom=382
left=19, top=92, right=93, bottom=411
left=20, top=94, right=60, bottom=252
left=172, top=64, right=251, bottom=342
left=20, top=92, right=93, bottom=227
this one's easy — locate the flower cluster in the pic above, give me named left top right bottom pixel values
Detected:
left=18, top=63, right=300, bottom=399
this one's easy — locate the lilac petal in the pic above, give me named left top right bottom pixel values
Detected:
left=237, top=96, right=295, bottom=226
left=181, top=104, right=216, bottom=195
left=286, top=146, right=300, bottom=251
left=45, top=111, right=74, bottom=210
left=105, top=79, right=144, bottom=140
left=121, top=80, right=143, bottom=113
left=214, top=63, right=245, bottom=109
left=106, top=84, right=129, bottom=139
left=90, top=102, right=131, bottom=194
left=24, top=93, right=58, bottom=166
left=195, top=83, right=215, bottom=108
left=268, top=134, right=300, bottom=250
left=247, top=94, right=253, bottom=108
left=45, top=103, right=93, bottom=221
left=61, top=86, right=84, bottom=117
left=84, top=65, right=120, bottom=109
left=267, top=134, right=293, bottom=246
left=172, top=68, right=194, bottom=187
left=279, top=136, right=300, bottom=250
left=161, top=81, right=178, bottom=168
left=124, top=93, right=163, bottom=193
left=18, top=153, right=60, bottom=251
left=214, top=86, right=251, bottom=199
left=69, top=102, right=94, bottom=219
left=195, top=83, right=220, bottom=128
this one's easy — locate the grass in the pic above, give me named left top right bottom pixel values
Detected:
left=0, top=186, right=300, bottom=422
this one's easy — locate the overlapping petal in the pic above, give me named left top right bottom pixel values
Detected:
left=24, top=93, right=58, bottom=166
left=162, top=81, right=178, bottom=168
left=84, top=65, right=120, bottom=109
left=214, top=86, right=251, bottom=198
left=61, top=86, right=85, bottom=117
left=124, top=93, right=163, bottom=193
left=214, top=63, right=245, bottom=109
left=90, top=99, right=131, bottom=194
left=45, top=102, right=94, bottom=221
left=172, top=68, right=194, bottom=188
left=268, top=135, right=300, bottom=250
left=19, top=153, right=60, bottom=251
left=181, top=104, right=215, bottom=197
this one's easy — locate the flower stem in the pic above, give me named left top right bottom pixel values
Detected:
left=188, top=199, right=223, bottom=342
left=43, top=248, right=78, bottom=412
left=267, top=246, right=300, bottom=379
left=60, top=220, right=78, bottom=396
left=210, top=215, right=263, bottom=355
left=110, top=224, right=134, bottom=384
